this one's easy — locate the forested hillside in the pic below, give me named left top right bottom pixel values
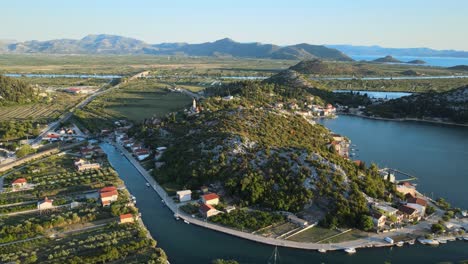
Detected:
left=0, top=75, right=37, bottom=105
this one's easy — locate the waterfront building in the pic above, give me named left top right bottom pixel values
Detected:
left=199, top=203, right=220, bottom=218
left=177, top=190, right=192, bottom=202
left=119, top=213, right=135, bottom=224
left=100, top=186, right=119, bottom=207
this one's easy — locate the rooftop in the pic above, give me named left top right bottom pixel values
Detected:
left=203, top=193, right=219, bottom=201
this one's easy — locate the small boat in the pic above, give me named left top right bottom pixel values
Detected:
left=174, top=214, right=179, bottom=220
left=318, top=248, right=327, bottom=253
left=344, top=248, right=356, bottom=254
left=418, top=238, right=439, bottom=246
left=184, top=220, right=190, bottom=224
left=464, top=237, right=468, bottom=241
left=457, top=237, right=463, bottom=241
left=447, top=237, right=456, bottom=242
left=396, top=241, right=404, bottom=247
left=146, top=182, right=150, bottom=187
left=438, top=239, right=447, bottom=244
left=408, top=240, right=415, bottom=245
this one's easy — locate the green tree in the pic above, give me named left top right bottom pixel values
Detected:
left=360, top=215, right=374, bottom=231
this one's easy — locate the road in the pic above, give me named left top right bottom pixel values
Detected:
left=31, top=71, right=149, bottom=147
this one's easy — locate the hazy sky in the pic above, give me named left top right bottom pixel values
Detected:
left=2, top=0, right=468, bottom=50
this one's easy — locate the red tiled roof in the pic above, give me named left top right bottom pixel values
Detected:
left=408, top=197, right=428, bottom=207
left=202, top=193, right=219, bottom=201
left=40, top=197, right=53, bottom=204
left=12, top=178, right=27, bottom=184
left=102, top=200, right=111, bottom=206
left=120, top=213, right=133, bottom=220
left=199, top=203, right=215, bottom=212
left=100, top=186, right=117, bottom=193
left=399, top=205, right=417, bottom=215
left=100, top=190, right=118, bottom=198
left=47, top=134, right=60, bottom=138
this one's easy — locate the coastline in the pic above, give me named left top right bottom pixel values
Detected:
left=340, top=112, right=468, bottom=127
left=105, top=140, right=467, bottom=253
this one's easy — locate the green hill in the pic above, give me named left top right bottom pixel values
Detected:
left=366, top=85, right=468, bottom=124
left=133, top=82, right=392, bottom=228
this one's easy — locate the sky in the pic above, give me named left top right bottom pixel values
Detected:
left=2, top=0, right=468, bottom=50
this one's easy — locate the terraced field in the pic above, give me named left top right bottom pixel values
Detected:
left=0, top=93, right=84, bottom=121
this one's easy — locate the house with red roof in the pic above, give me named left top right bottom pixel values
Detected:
left=37, top=197, right=54, bottom=210
left=202, top=193, right=220, bottom=206
left=398, top=204, right=420, bottom=221
left=100, top=186, right=118, bottom=207
left=119, top=213, right=135, bottom=224
left=199, top=203, right=220, bottom=218
left=12, top=178, right=27, bottom=189
left=407, top=197, right=428, bottom=207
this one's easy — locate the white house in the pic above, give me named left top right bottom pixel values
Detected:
left=176, top=190, right=192, bottom=202
left=37, top=197, right=54, bottom=210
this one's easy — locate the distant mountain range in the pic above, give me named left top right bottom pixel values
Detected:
left=2, top=34, right=352, bottom=61
left=327, top=44, right=468, bottom=58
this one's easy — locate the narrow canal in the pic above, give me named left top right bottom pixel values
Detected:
left=101, top=141, right=468, bottom=264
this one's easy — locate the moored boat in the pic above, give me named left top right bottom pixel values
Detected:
left=318, top=248, right=327, bottom=253
left=396, top=241, right=404, bottom=247
left=407, top=239, right=415, bottom=245
left=184, top=220, right=190, bottom=224
left=344, top=248, right=356, bottom=254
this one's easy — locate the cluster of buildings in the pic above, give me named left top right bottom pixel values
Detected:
left=275, top=101, right=337, bottom=118
left=327, top=134, right=350, bottom=159
left=115, top=133, right=152, bottom=161
left=370, top=181, right=430, bottom=231
left=199, top=192, right=222, bottom=218
left=80, top=144, right=105, bottom=159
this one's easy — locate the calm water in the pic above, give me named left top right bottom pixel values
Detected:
left=333, top=90, right=412, bottom=100
left=101, top=123, right=468, bottom=264
left=319, top=115, right=468, bottom=208
left=351, top=55, right=468, bottom=67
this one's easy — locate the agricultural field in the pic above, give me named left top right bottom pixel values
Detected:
left=74, top=79, right=192, bottom=132
left=0, top=54, right=293, bottom=75
left=0, top=92, right=85, bottom=122
left=0, top=145, right=167, bottom=263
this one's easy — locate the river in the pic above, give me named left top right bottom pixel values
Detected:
left=100, top=115, right=468, bottom=264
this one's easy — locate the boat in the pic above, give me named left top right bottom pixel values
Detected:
left=464, top=237, right=468, bottom=241
left=408, top=239, right=415, bottom=245
left=344, top=248, right=356, bottom=254
left=418, top=238, right=439, bottom=246
left=396, top=241, right=404, bottom=247
left=438, top=239, right=447, bottom=244
left=146, top=182, right=150, bottom=187
left=318, top=248, right=327, bottom=253
left=447, top=237, right=456, bottom=242
left=184, top=220, right=190, bottom=224
left=384, top=237, right=394, bottom=244
left=174, top=213, right=179, bottom=220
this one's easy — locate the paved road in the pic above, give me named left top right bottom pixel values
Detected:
left=32, top=71, right=148, bottom=147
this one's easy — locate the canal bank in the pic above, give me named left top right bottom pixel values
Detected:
left=101, top=141, right=468, bottom=264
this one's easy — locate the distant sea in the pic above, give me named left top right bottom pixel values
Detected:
left=350, top=55, right=468, bottom=67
